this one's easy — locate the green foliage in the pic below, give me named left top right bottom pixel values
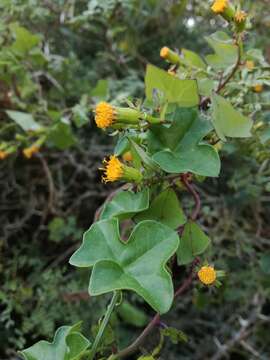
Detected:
left=135, top=188, right=186, bottom=229
left=177, top=221, right=211, bottom=265
left=161, top=326, right=188, bottom=344
left=1, top=0, right=270, bottom=359
left=149, top=107, right=221, bottom=176
left=100, top=189, right=149, bottom=220
left=145, top=64, right=199, bottom=106
left=211, top=94, right=253, bottom=141
left=205, top=31, right=238, bottom=69
left=20, top=324, right=90, bottom=360
left=70, top=219, right=179, bottom=314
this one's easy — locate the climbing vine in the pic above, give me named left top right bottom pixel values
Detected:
left=19, top=1, right=270, bottom=359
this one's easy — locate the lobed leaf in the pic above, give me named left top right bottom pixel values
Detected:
left=100, top=188, right=149, bottom=220
left=177, top=221, right=210, bottom=265
left=135, top=188, right=186, bottom=229
left=19, top=324, right=90, bottom=360
left=70, top=219, right=179, bottom=314
left=149, top=107, right=220, bottom=177
left=145, top=64, right=199, bottom=106
left=211, top=94, right=253, bottom=141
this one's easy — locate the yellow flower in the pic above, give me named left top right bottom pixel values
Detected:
left=0, top=150, right=8, bottom=160
left=160, top=47, right=170, bottom=59
left=253, top=84, right=263, bottom=93
left=122, top=151, right=133, bottom=162
left=23, top=145, right=40, bottom=159
left=211, top=0, right=228, bottom=14
left=246, top=60, right=255, bottom=71
left=234, top=10, right=247, bottom=23
left=101, top=155, right=124, bottom=183
left=95, top=102, right=116, bottom=129
left=100, top=155, right=143, bottom=183
left=198, top=266, right=217, bottom=285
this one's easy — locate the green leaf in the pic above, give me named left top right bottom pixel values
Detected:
left=70, top=219, right=179, bottom=314
left=10, top=23, right=40, bottom=55
left=161, top=326, right=188, bottom=344
left=149, top=107, right=220, bottom=177
left=48, top=121, right=76, bottom=149
left=197, top=78, right=215, bottom=97
left=145, top=64, right=199, bottom=106
left=135, top=188, right=186, bottom=229
left=259, top=127, right=270, bottom=144
left=205, top=31, right=238, bottom=70
left=259, top=253, right=270, bottom=275
left=182, top=49, right=206, bottom=69
left=212, top=94, right=253, bottom=141
left=114, top=136, right=130, bottom=156
left=129, top=139, right=159, bottom=170
left=100, top=189, right=149, bottom=220
left=177, top=221, right=210, bottom=265
left=19, top=324, right=90, bottom=360
left=91, top=79, right=109, bottom=100
left=118, top=300, right=148, bottom=327
left=72, top=104, right=89, bottom=128
left=6, top=110, right=41, bottom=131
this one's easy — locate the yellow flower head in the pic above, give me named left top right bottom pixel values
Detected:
left=160, top=47, right=170, bottom=59
left=253, top=84, right=263, bottom=93
left=246, top=60, right=255, bottom=71
left=198, top=266, right=217, bottom=285
left=95, top=102, right=116, bottom=129
left=0, top=150, right=8, bottom=160
left=23, top=145, right=40, bottom=159
left=122, top=151, right=133, bottom=162
left=101, top=155, right=123, bottom=183
left=211, top=0, right=228, bottom=14
left=234, top=10, right=247, bottom=23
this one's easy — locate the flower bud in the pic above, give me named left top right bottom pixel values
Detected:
left=160, top=47, right=181, bottom=65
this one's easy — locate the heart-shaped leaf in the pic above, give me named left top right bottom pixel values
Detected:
left=211, top=94, right=253, bottom=141
left=69, top=219, right=179, bottom=314
left=149, top=107, right=220, bottom=177
left=100, top=189, right=149, bottom=220
left=135, top=188, right=186, bottom=229
left=19, top=324, right=90, bottom=360
left=6, top=110, right=42, bottom=131
left=145, top=64, right=199, bottom=106
left=205, top=31, right=238, bottom=70
left=177, top=221, right=210, bottom=265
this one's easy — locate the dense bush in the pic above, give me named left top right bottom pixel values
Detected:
left=0, top=1, right=270, bottom=359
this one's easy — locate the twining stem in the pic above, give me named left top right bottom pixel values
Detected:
left=115, top=267, right=195, bottom=359
left=200, top=38, right=242, bottom=110
left=89, top=291, right=119, bottom=360
left=181, top=174, right=201, bottom=221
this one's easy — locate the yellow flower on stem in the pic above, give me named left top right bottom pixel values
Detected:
left=211, top=0, right=234, bottom=22
left=100, top=155, right=142, bottom=183
left=160, top=47, right=181, bottom=65
left=23, top=145, right=40, bottom=159
left=246, top=60, right=255, bottom=71
left=94, top=102, right=145, bottom=129
left=253, top=84, right=263, bottom=93
left=198, top=266, right=217, bottom=285
left=211, top=0, right=228, bottom=14
left=94, top=102, right=163, bottom=129
left=95, top=102, right=116, bottom=129
left=0, top=150, right=8, bottom=160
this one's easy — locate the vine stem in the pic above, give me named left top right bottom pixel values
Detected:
left=89, top=291, right=119, bottom=360
left=115, top=266, right=195, bottom=359
left=181, top=174, right=201, bottom=221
